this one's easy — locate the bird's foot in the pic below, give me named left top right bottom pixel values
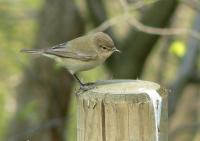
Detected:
left=80, top=82, right=96, bottom=91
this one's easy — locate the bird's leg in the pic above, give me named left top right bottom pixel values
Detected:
left=73, top=74, right=84, bottom=86
left=73, top=74, right=96, bottom=91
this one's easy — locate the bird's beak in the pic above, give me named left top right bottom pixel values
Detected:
left=113, top=48, right=121, bottom=53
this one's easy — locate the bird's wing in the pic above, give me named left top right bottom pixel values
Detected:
left=43, top=42, right=98, bottom=61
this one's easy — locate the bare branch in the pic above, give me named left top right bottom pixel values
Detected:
left=86, top=0, right=119, bottom=45
left=119, top=0, right=128, bottom=13
left=106, top=0, right=178, bottom=78
left=88, top=15, right=125, bottom=34
left=120, top=0, right=160, bottom=12
left=132, top=0, right=159, bottom=9
left=89, top=0, right=200, bottom=40
left=127, top=15, right=200, bottom=40
left=88, top=0, right=159, bottom=34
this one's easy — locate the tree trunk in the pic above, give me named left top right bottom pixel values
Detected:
left=87, top=0, right=178, bottom=78
left=108, top=0, right=178, bottom=78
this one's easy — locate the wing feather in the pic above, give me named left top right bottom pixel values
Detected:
left=43, top=42, right=98, bottom=61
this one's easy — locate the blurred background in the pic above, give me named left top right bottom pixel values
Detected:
left=0, top=0, right=200, bottom=140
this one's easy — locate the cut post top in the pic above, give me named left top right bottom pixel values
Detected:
left=78, top=79, right=161, bottom=95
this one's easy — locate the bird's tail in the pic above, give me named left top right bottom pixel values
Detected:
left=20, top=48, right=44, bottom=54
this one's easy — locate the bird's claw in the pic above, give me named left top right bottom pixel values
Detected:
left=80, top=83, right=96, bottom=91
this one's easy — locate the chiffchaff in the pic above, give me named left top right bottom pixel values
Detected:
left=21, top=32, right=120, bottom=90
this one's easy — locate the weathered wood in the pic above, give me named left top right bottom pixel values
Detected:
left=77, top=80, right=168, bottom=141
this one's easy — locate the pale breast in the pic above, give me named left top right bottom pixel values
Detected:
left=61, top=58, right=101, bottom=74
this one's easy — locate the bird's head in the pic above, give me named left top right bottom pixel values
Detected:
left=93, top=32, right=120, bottom=59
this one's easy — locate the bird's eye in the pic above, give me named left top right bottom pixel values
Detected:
left=99, top=45, right=107, bottom=50
left=102, top=47, right=107, bottom=50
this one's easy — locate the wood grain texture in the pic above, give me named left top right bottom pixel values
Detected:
left=76, top=80, right=168, bottom=141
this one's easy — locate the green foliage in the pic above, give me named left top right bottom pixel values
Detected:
left=17, top=100, right=40, bottom=123
left=0, top=90, right=7, bottom=139
left=0, top=0, right=42, bottom=140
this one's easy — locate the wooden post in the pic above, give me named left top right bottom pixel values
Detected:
left=76, top=80, right=168, bottom=141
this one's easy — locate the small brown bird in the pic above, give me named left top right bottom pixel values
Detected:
left=21, top=32, right=120, bottom=90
